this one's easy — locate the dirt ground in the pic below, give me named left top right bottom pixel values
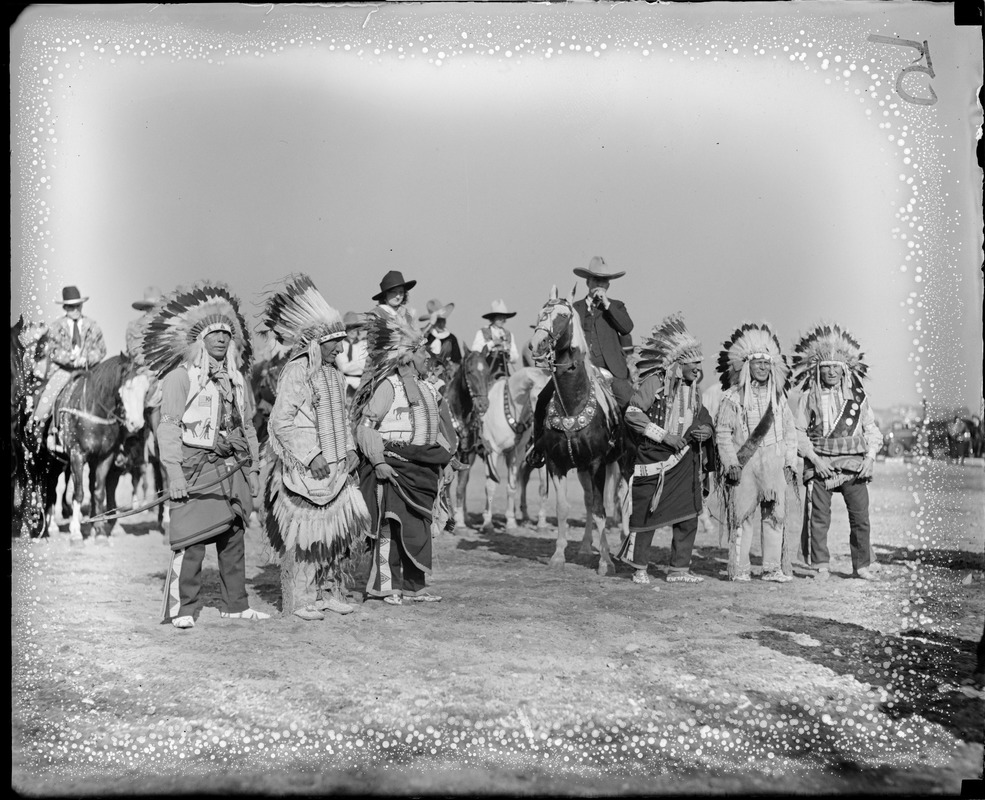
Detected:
left=10, top=458, right=985, bottom=796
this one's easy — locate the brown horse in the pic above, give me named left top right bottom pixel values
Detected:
left=35, top=354, right=144, bottom=543
left=528, top=286, right=630, bottom=575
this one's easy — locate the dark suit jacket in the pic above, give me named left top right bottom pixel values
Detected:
left=573, top=297, right=634, bottom=379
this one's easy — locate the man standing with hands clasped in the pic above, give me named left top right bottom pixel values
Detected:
left=146, top=282, right=269, bottom=629
left=573, top=256, right=635, bottom=409
left=792, top=323, right=882, bottom=581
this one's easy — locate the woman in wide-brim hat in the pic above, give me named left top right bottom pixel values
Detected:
left=371, top=270, right=417, bottom=326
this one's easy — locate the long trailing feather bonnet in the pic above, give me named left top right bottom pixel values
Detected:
left=141, top=281, right=252, bottom=382
left=717, top=321, right=790, bottom=407
left=350, top=306, right=429, bottom=428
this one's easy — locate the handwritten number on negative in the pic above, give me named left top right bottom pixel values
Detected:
left=867, top=35, right=938, bottom=106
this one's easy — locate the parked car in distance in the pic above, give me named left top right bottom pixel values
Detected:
left=880, top=420, right=919, bottom=458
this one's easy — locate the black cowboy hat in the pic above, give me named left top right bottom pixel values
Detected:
left=372, top=270, right=417, bottom=303
left=58, top=285, right=88, bottom=306
left=573, top=255, right=626, bottom=281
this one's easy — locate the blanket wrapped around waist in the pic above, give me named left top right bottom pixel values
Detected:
left=167, top=430, right=253, bottom=552
left=359, top=441, right=452, bottom=573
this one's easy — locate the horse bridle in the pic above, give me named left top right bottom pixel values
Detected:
left=531, top=299, right=575, bottom=418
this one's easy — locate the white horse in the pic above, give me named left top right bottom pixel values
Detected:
left=118, top=372, right=170, bottom=530
left=458, top=366, right=551, bottom=531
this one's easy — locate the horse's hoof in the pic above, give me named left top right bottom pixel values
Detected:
left=94, top=535, right=111, bottom=547
left=578, top=544, right=594, bottom=557
left=110, top=523, right=125, bottom=537
left=68, top=535, right=84, bottom=546
left=536, top=517, right=548, bottom=531
left=505, top=518, right=518, bottom=531
left=548, top=554, right=566, bottom=569
left=597, top=561, right=615, bottom=577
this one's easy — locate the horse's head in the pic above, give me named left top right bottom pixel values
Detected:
left=119, top=372, right=151, bottom=435
left=459, top=349, right=491, bottom=415
left=529, top=285, right=583, bottom=367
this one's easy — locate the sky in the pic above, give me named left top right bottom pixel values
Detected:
left=10, top=2, right=983, bottom=414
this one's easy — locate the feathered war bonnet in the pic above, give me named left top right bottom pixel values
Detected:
left=257, top=274, right=345, bottom=376
left=350, top=306, right=429, bottom=426
left=717, top=322, right=790, bottom=406
left=635, top=313, right=703, bottom=393
left=141, top=281, right=252, bottom=381
left=791, top=322, right=869, bottom=400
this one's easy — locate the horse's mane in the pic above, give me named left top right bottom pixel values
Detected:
left=565, top=301, right=589, bottom=362
left=82, top=354, right=131, bottom=401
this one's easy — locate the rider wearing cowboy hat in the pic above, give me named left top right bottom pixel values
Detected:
left=573, top=256, right=635, bottom=408
left=371, top=270, right=418, bottom=327
left=31, top=285, right=107, bottom=450
left=420, top=299, right=462, bottom=385
left=472, top=299, right=520, bottom=380
left=335, top=311, right=369, bottom=400
left=125, top=286, right=166, bottom=409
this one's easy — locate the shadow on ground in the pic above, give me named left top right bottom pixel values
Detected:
left=746, top=613, right=984, bottom=744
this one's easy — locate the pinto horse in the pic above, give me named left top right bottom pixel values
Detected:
left=36, top=354, right=144, bottom=543
left=472, top=366, right=551, bottom=530
left=528, top=286, right=630, bottom=575
left=443, top=348, right=492, bottom=528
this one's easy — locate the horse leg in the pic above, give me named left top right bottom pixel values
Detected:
left=594, top=465, right=614, bottom=577
left=483, top=469, right=496, bottom=530
left=549, top=472, right=569, bottom=569
left=106, top=460, right=125, bottom=539
left=504, top=449, right=518, bottom=531
left=89, top=455, right=115, bottom=543
left=454, top=459, right=470, bottom=529
left=68, top=452, right=85, bottom=543
left=577, top=469, right=596, bottom=557
left=533, top=467, right=547, bottom=529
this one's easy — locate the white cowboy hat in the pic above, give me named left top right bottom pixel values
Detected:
left=132, top=286, right=164, bottom=311
left=482, top=299, right=517, bottom=320
left=573, top=255, right=626, bottom=281
left=418, top=298, right=455, bottom=323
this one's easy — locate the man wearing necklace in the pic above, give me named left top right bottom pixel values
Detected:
left=714, top=323, right=798, bottom=584
left=792, top=323, right=882, bottom=581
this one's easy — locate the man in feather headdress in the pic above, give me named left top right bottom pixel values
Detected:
left=352, top=308, right=459, bottom=605
left=792, top=323, right=882, bottom=581
left=144, top=282, right=269, bottom=628
left=260, top=276, right=373, bottom=620
left=714, top=323, right=798, bottom=583
left=616, top=314, right=714, bottom=584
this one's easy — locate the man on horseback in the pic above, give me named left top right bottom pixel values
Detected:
left=792, top=324, right=882, bottom=581
left=352, top=307, right=458, bottom=605
left=572, top=257, right=635, bottom=410
left=617, top=315, right=714, bottom=585
left=31, top=285, right=106, bottom=452
left=714, top=323, right=798, bottom=584
left=146, top=282, right=269, bottom=629
left=472, top=300, right=520, bottom=381
left=420, top=298, right=462, bottom=387
left=260, top=275, right=371, bottom=621
left=335, top=311, right=368, bottom=403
